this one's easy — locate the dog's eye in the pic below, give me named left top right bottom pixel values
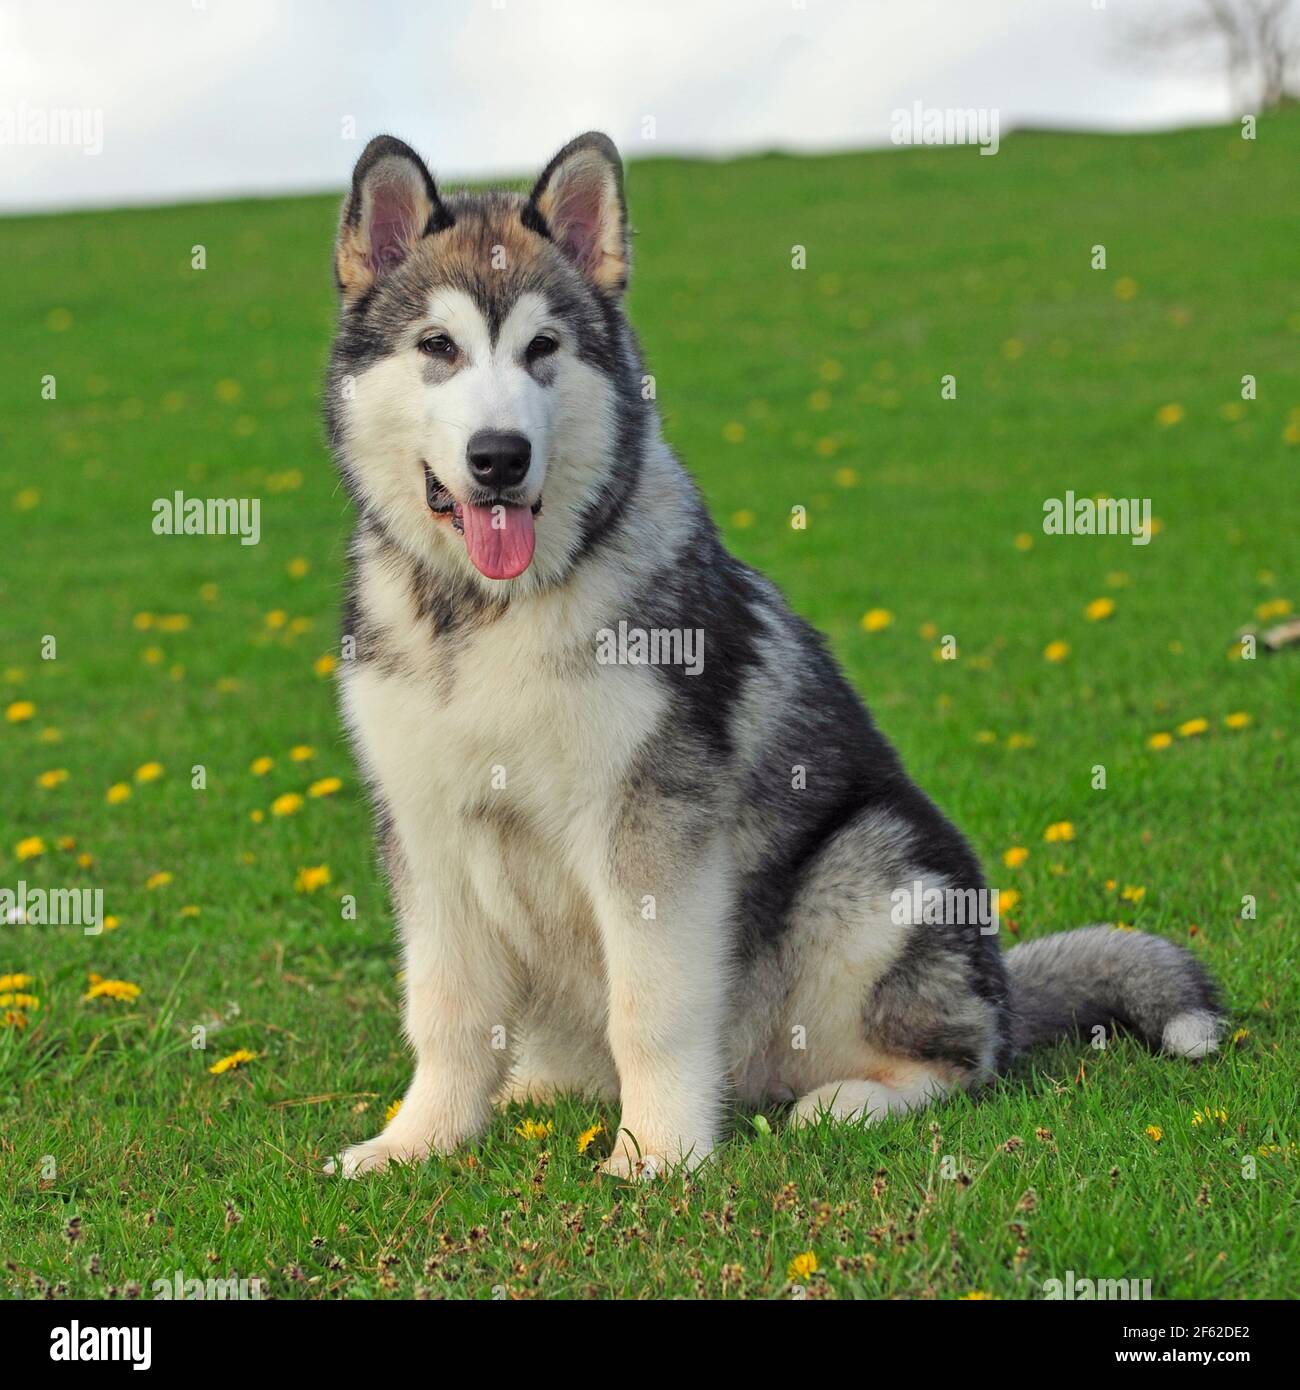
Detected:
left=418, top=333, right=457, bottom=360
left=526, top=334, right=558, bottom=362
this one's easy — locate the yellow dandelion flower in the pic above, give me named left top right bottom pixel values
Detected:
left=385, top=1099, right=402, bottom=1122
left=1191, top=1107, right=1228, bottom=1127
left=38, top=727, right=62, bottom=743
left=577, top=1122, right=606, bottom=1154
left=722, top=421, right=746, bottom=444
left=1006, top=733, right=1035, bottom=750
left=208, top=1048, right=257, bottom=1075
left=1013, top=533, right=1033, bottom=552
left=1043, top=640, right=1070, bottom=663
left=1, top=1011, right=28, bottom=1029
left=103, top=915, right=120, bottom=931
left=0, top=974, right=34, bottom=992
left=5, top=700, right=35, bottom=723
left=1255, top=598, right=1291, bottom=620
left=0, top=991, right=39, bottom=1010
left=199, top=582, right=219, bottom=602
left=861, top=608, right=893, bottom=633
left=1147, top=732, right=1172, bottom=751
left=1177, top=718, right=1208, bottom=738
left=179, top=905, right=201, bottom=918
left=1155, top=403, right=1185, bottom=427
left=294, top=864, right=331, bottom=894
left=1120, top=885, right=1145, bottom=903
left=999, top=889, right=1021, bottom=914
left=264, top=609, right=288, bottom=630
left=106, top=781, right=131, bottom=805
left=145, top=871, right=173, bottom=890
left=1146, top=1125, right=1163, bottom=1143
left=83, top=977, right=141, bottom=1003
left=787, top=1251, right=818, bottom=1281
left=959, top=1290, right=994, bottom=1299
left=807, top=389, right=832, bottom=412
left=36, top=769, right=69, bottom=789
left=1043, top=821, right=1074, bottom=843
left=1224, top=712, right=1250, bottom=730
left=975, top=730, right=997, bottom=744
left=731, top=509, right=755, bottom=529
left=308, top=777, right=342, bottom=798
left=515, top=1117, right=553, bottom=1141
left=1003, top=847, right=1029, bottom=869
left=135, top=761, right=164, bottom=783
left=313, top=653, right=337, bottom=678
left=249, top=756, right=274, bottom=776
left=1114, top=277, right=1138, bottom=301
left=271, top=793, right=303, bottom=817
left=155, top=614, right=190, bottom=634
left=249, top=809, right=265, bottom=824
left=15, top=836, right=45, bottom=862
left=77, top=853, right=93, bottom=869
left=833, top=466, right=858, bottom=487
left=1084, top=596, right=1115, bottom=621
left=287, top=557, right=311, bottom=578
left=1230, top=1028, right=1249, bottom=1046
left=289, top=745, right=315, bottom=762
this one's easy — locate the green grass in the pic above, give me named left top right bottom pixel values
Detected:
left=1, top=116, right=1297, bottom=1300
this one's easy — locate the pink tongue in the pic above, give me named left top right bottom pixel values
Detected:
left=461, top=501, right=536, bottom=580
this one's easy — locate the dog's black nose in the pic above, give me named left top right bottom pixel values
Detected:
left=466, top=430, right=531, bottom=490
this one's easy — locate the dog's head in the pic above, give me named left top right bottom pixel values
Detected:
left=327, top=132, right=640, bottom=590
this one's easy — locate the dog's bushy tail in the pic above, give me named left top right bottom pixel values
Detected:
left=1005, top=925, right=1223, bottom=1058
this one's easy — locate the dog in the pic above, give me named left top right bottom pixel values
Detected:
left=322, top=132, right=1222, bottom=1178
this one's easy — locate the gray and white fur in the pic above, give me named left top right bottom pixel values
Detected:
left=320, top=133, right=1223, bottom=1178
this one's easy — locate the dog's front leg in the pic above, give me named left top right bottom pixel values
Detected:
left=589, top=834, right=733, bottom=1179
left=327, top=876, right=516, bottom=1178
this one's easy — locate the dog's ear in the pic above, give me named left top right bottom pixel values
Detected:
left=525, top=132, right=628, bottom=293
left=335, top=136, right=450, bottom=303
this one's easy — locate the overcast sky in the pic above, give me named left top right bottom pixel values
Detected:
left=0, top=0, right=1230, bottom=214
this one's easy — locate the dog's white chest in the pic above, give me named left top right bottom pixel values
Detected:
left=341, top=568, right=666, bottom=876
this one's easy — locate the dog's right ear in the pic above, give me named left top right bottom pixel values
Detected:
left=334, top=136, right=450, bottom=303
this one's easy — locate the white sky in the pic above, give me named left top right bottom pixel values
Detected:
left=0, top=0, right=1230, bottom=213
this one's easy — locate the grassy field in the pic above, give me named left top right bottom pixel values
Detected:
left=1, top=114, right=1296, bottom=1301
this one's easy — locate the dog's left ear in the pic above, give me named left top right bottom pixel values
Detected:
left=525, top=132, right=628, bottom=293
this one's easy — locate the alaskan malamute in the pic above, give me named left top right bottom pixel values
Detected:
left=323, top=133, right=1221, bottom=1178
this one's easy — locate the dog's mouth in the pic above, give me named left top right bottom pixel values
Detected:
left=423, top=463, right=541, bottom=581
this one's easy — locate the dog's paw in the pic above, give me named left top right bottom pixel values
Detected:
left=599, top=1150, right=666, bottom=1182
left=598, top=1132, right=713, bottom=1181
left=323, top=1136, right=426, bottom=1179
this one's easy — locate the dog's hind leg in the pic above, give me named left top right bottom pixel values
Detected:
left=792, top=1061, right=954, bottom=1127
